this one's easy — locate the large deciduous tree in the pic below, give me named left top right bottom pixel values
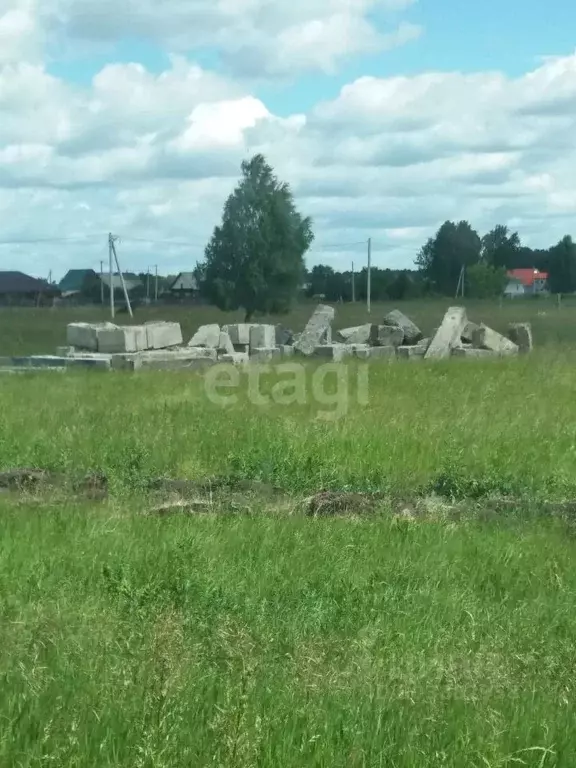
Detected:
left=481, top=225, right=521, bottom=268
left=416, top=220, right=481, bottom=294
left=198, top=154, right=314, bottom=320
left=548, top=235, right=576, bottom=294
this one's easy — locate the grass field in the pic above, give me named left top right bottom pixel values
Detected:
left=2, top=299, right=576, bottom=765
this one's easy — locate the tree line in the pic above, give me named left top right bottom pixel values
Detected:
left=196, top=156, right=576, bottom=318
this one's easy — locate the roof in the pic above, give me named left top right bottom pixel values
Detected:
left=99, top=273, right=142, bottom=292
left=168, top=272, right=199, bottom=291
left=59, top=269, right=98, bottom=292
left=0, top=271, right=56, bottom=294
left=507, top=269, right=549, bottom=287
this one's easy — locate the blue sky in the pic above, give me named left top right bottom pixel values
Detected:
left=2, top=0, right=576, bottom=277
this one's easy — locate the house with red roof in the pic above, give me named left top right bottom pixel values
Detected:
left=504, top=268, right=549, bottom=297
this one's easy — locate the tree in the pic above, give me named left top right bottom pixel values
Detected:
left=466, top=263, right=507, bottom=298
left=416, top=220, right=481, bottom=295
left=198, top=154, right=314, bottom=320
left=481, top=225, right=521, bottom=269
left=548, top=235, right=576, bottom=294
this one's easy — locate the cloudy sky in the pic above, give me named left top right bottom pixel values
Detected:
left=2, top=0, right=576, bottom=279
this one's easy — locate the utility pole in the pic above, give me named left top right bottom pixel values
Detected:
left=110, top=235, right=133, bottom=317
left=154, top=265, right=158, bottom=302
left=108, top=233, right=115, bottom=319
left=351, top=261, right=355, bottom=303
left=146, top=267, right=150, bottom=301
left=366, top=238, right=372, bottom=314
left=100, top=260, right=104, bottom=305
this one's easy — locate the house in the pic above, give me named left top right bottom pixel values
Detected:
left=166, top=272, right=200, bottom=301
left=58, top=269, right=143, bottom=303
left=0, top=271, right=59, bottom=306
left=99, top=273, right=143, bottom=295
left=504, top=269, right=549, bottom=297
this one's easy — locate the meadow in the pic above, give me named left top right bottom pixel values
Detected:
left=1, top=298, right=576, bottom=766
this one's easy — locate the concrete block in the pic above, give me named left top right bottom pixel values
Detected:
left=508, top=323, right=533, bottom=354
left=383, top=310, right=422, bottom=344
left=294, top=304, right=335, bottom=356
left=188, top=324, right=220, bottom=348
left=337, top=324, right=372, bottom=344
left=278, top=345, right=294, bottom=358
left=368, top=345, right=397, bottom=360
left=250, top=347, right=282, bottom=363
left=56, top=346, right=74, bottom=357
left=219, top=352, right=250, bottom=365
left=397, top=346, right=426, bottom=360
left=66, top=322, right=116, bottom=351
left=350, top=344, right=372, bottom=359
left=223, top=324, right=255, bottom=345
left=112, top=348, right=216, bottom=371
left=249, top=324, right=276, bottom=350
left=97, top=325, right=147, bottom=353
left=472, top=324, right=519, bottom=356
left=320, top=326, right=332, bottom=345
left=461, top=321, right=480, bottom=343
left=217, top=330, right=235, bottom=355
left=369, top=324, right=404, bottom=347
left=144, top=321, right=183, bottom=350
left=451, top=348, right=499, bottom=359
left=312, top=344, right=352, bottom=362
left=425, top=307, right=467, bottom=360
left=275, top=325, right=294, bottom=346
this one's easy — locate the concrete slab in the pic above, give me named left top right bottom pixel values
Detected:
left=451, top=348, right=499, bottom=359
left=425, top=307, right=467, bottom=360
left=66, top=322, right=116, bottom=351
left=250, top=347, right=282, bottom=363
left=112, top=348, right=216, bottom=371
left=97, top=325, right=147, bottom=353
left=294, top=304, right=335, bottom=356
left=278, top=345, right=294, bottom=358
left=383, top=310, right=422, bottom=344
left=368, top=345, right=397, bottom=360
left=350, top=344, right=372, bottom=359
left=472, top=324, right=519, bottom=356
left=223, top=324, right=255, bottom=346
left=508, top=323, right=533, bottom=354
left=312, top=343, right=352, bottom=362
left=249, top=324, right=276, bottom=350
left=217, top=330, right=235, bottom=355
left=397, top=346, right=426, bottom=360
left=337, top=324, right=372, bottom=344
left=461, top=321, right=480, bottom=343
left=188, top=324, right=220, bottom=348
left=219, top=352, right=250, bottom=365
left=144, top=321, right=183, bottom=350
left=55, top=346, right=74, bottom=357
left=369, top=324, right=405, bottom=347
left=275, top=325, right=294, bottom=346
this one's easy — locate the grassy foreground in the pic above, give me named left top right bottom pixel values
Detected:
left=1, top=503, right=576, bottom=766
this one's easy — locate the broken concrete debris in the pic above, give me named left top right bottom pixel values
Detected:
left=3, top=303, right=534, bottom=375
left=384, top=310, right=423, bottom=345
left=294, top=304, right=336, bottom=356
left=425, top=306, right=467, bottom=360
left=507, top=322, right=533, bottom=354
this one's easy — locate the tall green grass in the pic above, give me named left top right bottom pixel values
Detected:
left=1, top=505, right=576, bottom=766
left=1, top=350, right=576, bottom=498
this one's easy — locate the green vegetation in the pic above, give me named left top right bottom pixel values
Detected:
left=3, top=301, right=576, bottom=765
left=198, top=154, right=314, bottom=320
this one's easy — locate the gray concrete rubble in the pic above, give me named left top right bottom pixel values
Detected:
left=425, top=307, right=467, bottom=360
left=508, top=323, right=533, bottom=354
left=188, top=324, right=220, bottom=348
left=384, top=309, right=423, bottom=344
left=294, top=304, right=335, bottom=356
left=223, top=324, right=255, bottom=346
left=249, top=324, right=276, bottom=350
left=144, top=321, right=183, bottom=350
left=275, top=325, right=294, bottom=346
left=350, top=344, right=371, bottom=359
left=97, top=325, right=148, bottom=353
left=461, top=321, right=480, bottom=343
left=217, top=330, right=235, bottom=356
left=472, top=324, right=519, bottom=356
left=451, top=348, right=499, bottom=359
left=337, top=324, right=372, bottom=344
left=312, top=343, right=353, bottom=362
left=369, top=324, right=405, bottom=347
left=367, top=345, right=397, bottom=360
left=250, top=347, right=282, bottom=363
left=397, top=346, right=427, bottom=360
left=219, top=352, right=250, bottom=365
left=278, top=345, right=295, bottom=357
left=66, top=322, right=116, bottom=351
left=112, top=348, right=216, bottom=371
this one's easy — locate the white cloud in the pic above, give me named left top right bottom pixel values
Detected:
left=2, top=0, right=576, bottom=276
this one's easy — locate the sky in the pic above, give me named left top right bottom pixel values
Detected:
left=1, top=0, right=576, bottom=280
